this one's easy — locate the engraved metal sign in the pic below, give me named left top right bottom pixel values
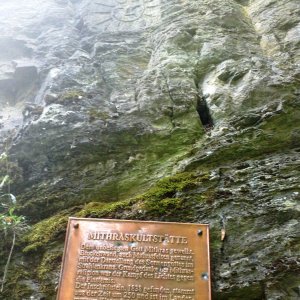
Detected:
left=57, top=218, right=211, bottom=300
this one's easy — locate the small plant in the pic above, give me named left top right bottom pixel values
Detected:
left=0, top=151, right=28, bottom=293
left=0, top=205, right=28, bottom=293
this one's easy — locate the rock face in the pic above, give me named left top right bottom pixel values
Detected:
left=0, top=0, right=299, bottom=299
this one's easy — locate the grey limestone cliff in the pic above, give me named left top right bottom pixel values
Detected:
left=0, top=0, right=299, bottom=299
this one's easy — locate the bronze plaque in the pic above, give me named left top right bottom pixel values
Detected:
left=57, top=218, right=211, bottom=300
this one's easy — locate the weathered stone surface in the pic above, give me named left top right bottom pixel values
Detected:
left=0, top=0, right=299, bottom=299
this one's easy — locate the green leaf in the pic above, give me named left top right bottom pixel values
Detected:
left=0, top=175, right=9, bottom=189
left=8, top=207, right=15, bottom=216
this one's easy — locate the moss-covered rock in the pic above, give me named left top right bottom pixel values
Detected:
left=0, top=0, right=299, bottom=298
left=22, top=211, right=69, bottom=253
left=37, top=250, right=62, bottom=296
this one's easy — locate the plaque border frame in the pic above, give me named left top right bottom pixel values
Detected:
left=56, top=217, right=211, bottom=300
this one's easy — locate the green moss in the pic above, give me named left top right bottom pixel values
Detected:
left=76, top=172, right=208, bottom=218
left=143, top=197, right=183, bottom=215
left=101, top=117, right=204, bottom=201
left=21, top=171, right=207, bottom=254
left=22, top=212, right=69, bottom=253
left=37, top=250, right=62, bottom=295
left=153, top=172, right=198, bottom=191
left=76, top=198, right=136, bottom=218
left=139, top=172, right=205, bottom=200
left=134, top=172, right=210, bottom=216
left=146, top=172, right=195, bottom=196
